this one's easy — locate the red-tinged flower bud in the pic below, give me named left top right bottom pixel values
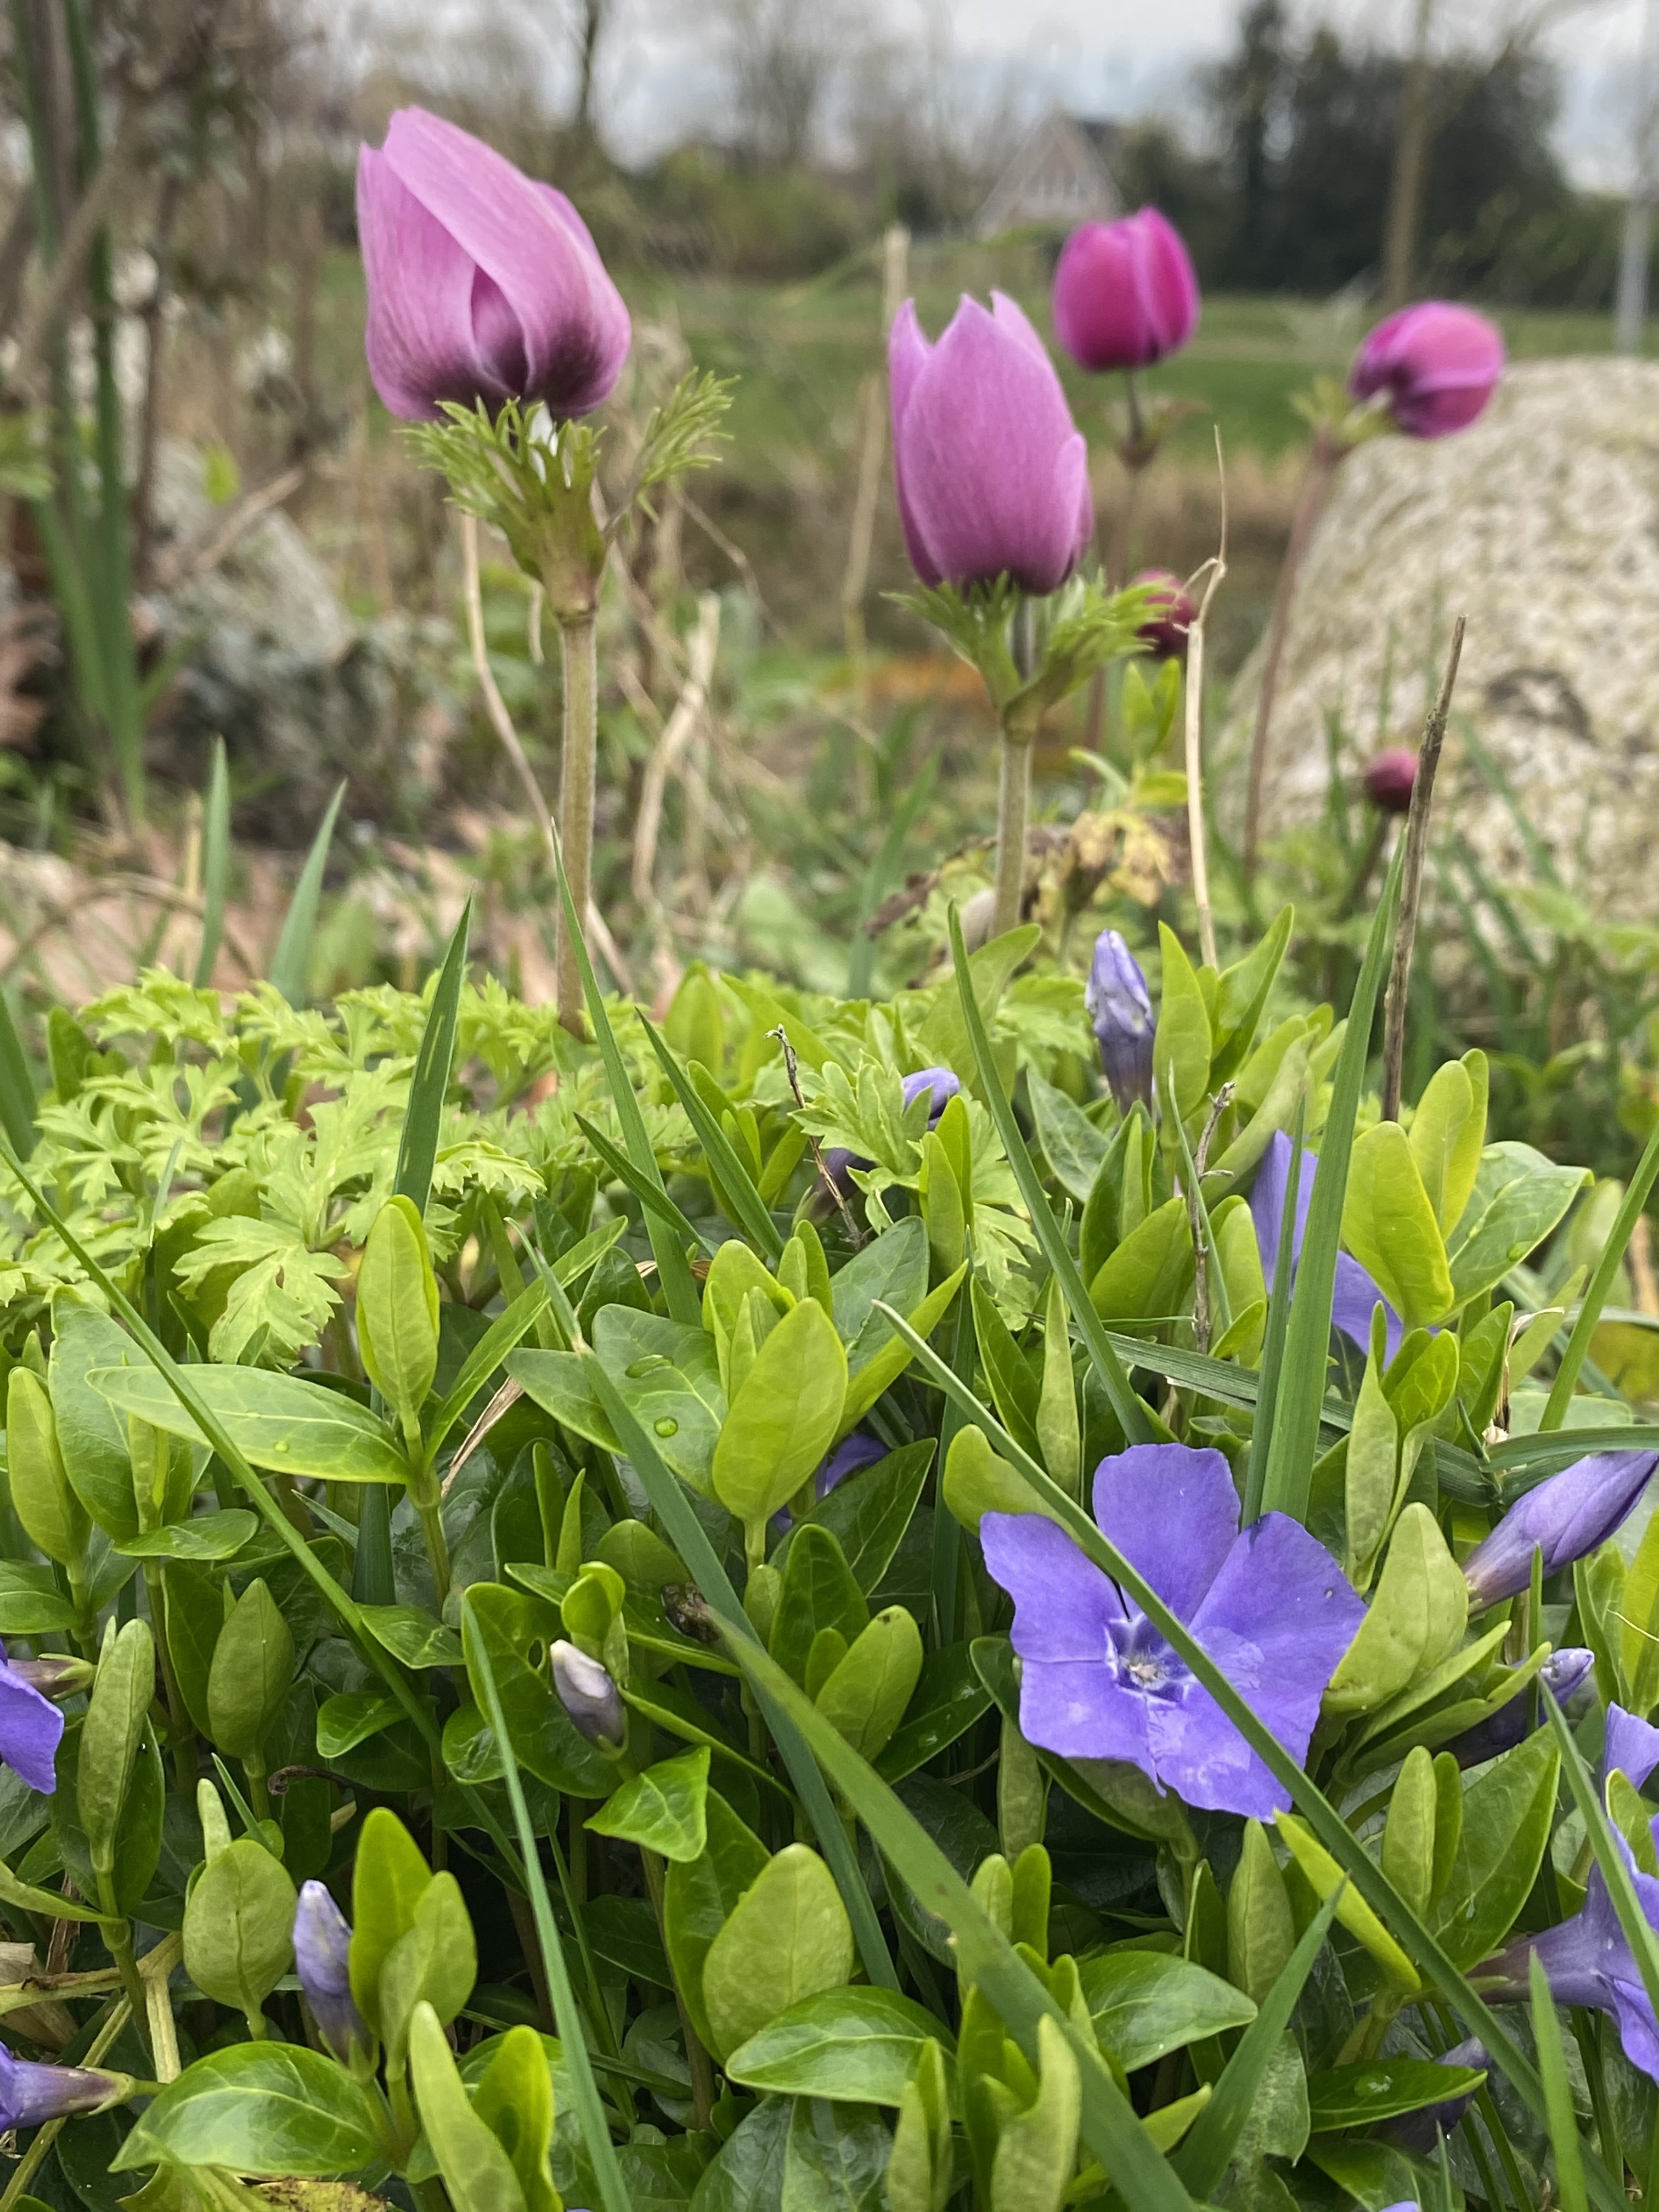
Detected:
left=889, top=293, right=1093, bottom=595
left=1131, top=569, right=1195, bottom=658
left=1052, top=210, right=1200, bottom=373
left=1347, top=301, right=1504, bottom=439
left=357, top=108, right=630, bottom=424
left=1364, top=747, right=1418, bottom=814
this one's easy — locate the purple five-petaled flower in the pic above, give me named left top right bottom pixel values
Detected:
left=1605, top=1703, right=1659, bottom=1791
left=295, top=1881, right=370, bottom=2064
left=1249, top=1129, right=1403, bottom=1364
left=1347, top=302, right=1504, bottom=441
left=981, top=1443, right=1364, bottom=1819
left=1462, top=1450, right=1659, bottom=1611
left=0, top=1640, right=66, bottom=1795
left=357, top=107, right=630, bottom=424
left=889, top=293, right=1093, bottom=595
left=1486, top=1812, right=1659, bottom=2083
left=1446, top=1647, right=1594, bottom=1769
left=1085, top=931, right=1154, bottom=1117
left=0, top=2044, right=130, bottom=2128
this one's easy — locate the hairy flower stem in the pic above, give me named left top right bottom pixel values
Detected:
left=1242, top=428, right=1339, bottom=890
left=991, top=720, right=1032, bottom=941
left=557, top=611, right=599, bottom=1036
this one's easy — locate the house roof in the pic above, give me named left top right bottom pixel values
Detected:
left=975, top=109, right=1122, bottom=241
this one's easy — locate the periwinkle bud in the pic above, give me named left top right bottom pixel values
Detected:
left=550, top=1639, right=626, bottom=1751
left=295, top=1880, right=371, bottom=2064
left=1085, top=930, right=1154, bottom=1115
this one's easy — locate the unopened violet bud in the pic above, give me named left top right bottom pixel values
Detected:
left=1052, top=209, right=1200, bottom=374
left=1463, top=1449, right=1659, bottom=1610
left=1447, top=1647, right=1594, bottom=1768
left=4, top=1653, right=93, bottom=1700
left=551, top=1639, right=625, bottom=1751
left=294, top=1880, right=369, bottom=2063
left=890, top=292, right=1092, bottom=594
left=357, top=107, right=630, bottom=423
left=1085, top=930, right=1154, bottom=1115
left=1131, top=568, right=1195, bottom=658
left=0, top=2045, right=132, bottom=2128
left=1364, top=746, right=1418, bottom=815
left=1347, top=301, right=1504, bottom=439
left=900, top=1067, right=962, bottom=1119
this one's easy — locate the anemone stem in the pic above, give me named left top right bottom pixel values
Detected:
left=556, top=610, right=599, bottom=1035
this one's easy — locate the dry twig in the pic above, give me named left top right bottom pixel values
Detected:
left=1380, top=615, right=1466, bottom=1121
left=1183, top=431, right=1229, bottom=971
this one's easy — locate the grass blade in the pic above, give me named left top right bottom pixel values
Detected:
left=947, top=908, right=1149, bottom=1445
left=394, top=899, right=471, bottom=1212
left=1242, top=1098, right=1304, bottom=1524
left=716, top=1626, right=1197, bottom=2210
left=462, top=1595, right=634, bottom=2212
left=549, top=836, right=701, bottom=1327
left=0, top=988, right=37, bottom=1160
left=1173, top=1887, right=1341, bottom=2196
left=1259, top=840, right=1403, bottom=1520
left=268, top=779, right=346, bottom=1007
left=1543, top=1115, right=1659, bottom=1430
left=577, top=1344, right=900, bottom=1993
left=574, top=1113, right=719, bottom=1257
left=193, top=736, right=230, bottom=990
left=1532, top=1951, right=1590, bottom=2212
left=639, top=1017, right=785, bottom=1262
left=847, top=750, right=938, bottom=998
left=1544, top=1688, right=1659, bottom=2046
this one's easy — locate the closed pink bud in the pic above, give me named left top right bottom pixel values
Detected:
left=889, top=292, right=1093, bottom=595
left=1347, top=302, right=1504, bottom=439
left=1052, top=210, right=1200, bottom=374
left=357, top=107, right=630, bottom=423
left=1364, top=747, right=1418, bottom=814
left=1131, top=568, right=1195, bottom=657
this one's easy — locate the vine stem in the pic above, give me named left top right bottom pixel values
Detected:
left=1379, top=616, right=1466, bottom=1121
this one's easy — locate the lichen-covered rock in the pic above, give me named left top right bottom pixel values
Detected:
left=1219, top=359, right=1659, bottom=917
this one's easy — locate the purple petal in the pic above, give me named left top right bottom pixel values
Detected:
left=1331, top=1251, right=1402, bottom=1363
left=0, top=1658, right=63, bottom=1794
left=1606, top=1705, right=1659, bottom=1793
left=359, top=147, right=508, bottom=421
left=888, top=301, right=940, bottom=588
left=981, top=1513, right=1143, bottom=1764
left=1090, top=1443, right=1239, bottom=1621
left=1348, top=302, right=1504, bottom=439
left=1250, top=1132, right=1401, bottom=1358
left=900, top=1068, right=961, bottom=1119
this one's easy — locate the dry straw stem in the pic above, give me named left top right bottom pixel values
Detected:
left=459, top=510, right=631, bottom=997
left=1184, top=430, right=1229, bottom=972
left=633, top=590, right=721, bottom=909
left=1380, top=613, right=1466, bottom=1121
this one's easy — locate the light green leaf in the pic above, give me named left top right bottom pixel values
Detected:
left=725, top=1985, right=950, bottom=2106
left=89, top=1365, right=408, bottom=1486
left=1341, top=1121, right=1453, bottom=1330
left=112, top=2043, right=380, bottom=2176
left=1079, top=1949, right=1256, bottom=2071
left=586, top=1746, right=710, bottom=1864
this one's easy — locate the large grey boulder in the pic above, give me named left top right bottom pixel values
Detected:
left=1218, top=359, right=1659, bottom=917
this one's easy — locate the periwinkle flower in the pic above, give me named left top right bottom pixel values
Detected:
left=357, top=108, right=630, bottom=424
left=1131, top=569, right=1194, bottom=658
left=1486, top=1818, right=1659, bottom=2081
left=1364, top=747, right=1418, bottom=816
left=1446, top=1647, right=1594, bottom=1768
left=1347, top=302, right=1504, bottom=440
left=1462, top=1450, right=1659, bottom=1611
left=1085, top=930, right=1154, bottom=1116
left=824, top=1066, right=961, bottom=1192
left=1249, top=1130, right=1402, bottom=1363
left=0, top=1640, right=67, bottom=1795
left=1051, top=210, right=1200, bottom=374
left=1604, top=1703, right=1659, bottom=1791
left=0, top=2044, right=131, bottom=2128
left=981, top=1443, right=1364, bottom=1818
left=551, top=1639, right=625, bottom=1751
left=889, top=293, right=1092, bottom=594
left=295, top=1881, right=369, bottom=2063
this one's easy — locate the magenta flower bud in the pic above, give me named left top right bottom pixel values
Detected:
left=294, top=1881, right=369, bottom=2063
left=1347, top=302, right=1504, bottom=440
left=1051, top=210, right=1200, bottom=374
left=1364, top=747, right=1418, bottom=815
left=550, top=1639, right=625, bottom=1751
left=357, top=107, right=630, bottom=424
left=889, top=293, right=1093, bottom=595
left=1085, top=930, right=1154, bottom=1115
left=1463, top=1449, right=1659, bottom=1610
left=1131, top=569, right=1195, bottom=658
left=0, top=2045, right=131, bottom=2128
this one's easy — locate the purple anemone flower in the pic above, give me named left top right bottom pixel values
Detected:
left=1445, top=1648, right=1594, bottom=1769
left=1085, top=932, right=1154, bottom=1116
left=1051, top=210, right=1200, bottom=374
left=1486, top=1820, right=1659, bottom=2082
left=823, top=1067, right=961, bottom=1193
left=357, top=108, right=630, bottom=424
left=981, top=1443, right=1364, bottom=1819
left=295, top=1881, right=369, bottom=2063
left=1348, top=302, right=1504, bottom=440
left=1249, top=1130, right=1402, bottom=1363
left=0, top=1641, right=66, bottom=1795
left=0, top=2044, right=130, bottom=2128
left=889, top=293, right=1093, bottom=595
left=1462, top=1450, right=1659, bottom=1611
left=1605, top=1704, right=1659, bottom=1791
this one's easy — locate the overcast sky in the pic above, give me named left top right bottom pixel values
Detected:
left=590, top=0, right=1645, bottom=188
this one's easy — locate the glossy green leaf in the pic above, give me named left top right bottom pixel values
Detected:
left=776, top=1439, right=932, bottom=1595
left=359, top=1604, right=464, bottom=1670
left=1078, top=1949, right=1256, bottom=2072
left=1088, top=1197, right=1194, bottom=1326
left=1432, top=1727, right=1560, bottom=1967
left=115, top=1510, right=257, bottom=1561
left=458, top=1582, right=612, bottom=1796
left=1152, top=922, right=1212, bottom=1125
left=702, top=1843, right=856, bottom=2061
left=89, top=1363, right=408, bottom=1485
left=48, top=1297, right=141, bottom=1540
left=711, top=1296, right=847, bottom=1527
left=724, top=1985, right=950, bottom=2105
left=408, top=2004, right=526, bottom=2212
left=1407, top=1052, right=1487, bottom=1235
left=114, top=2043, right=380, bottom=2177
left=663, top=1791, right=771, bottom=2056
left=207, top=1577, right=295, bottom=1758
left=814, top=1606, right=924, bottom=1765
left=1445, top=1141, right=1589, bottom=1310
left=875, top=1644, right=992, bottom=1782
left=1026, top=1068, right=1108, bottom=1203
left=356, top=1195, right=441, bottom=1433
left=586, top=1746, right=710, bottom=1864
left=1306, top=2057, right=1487, bottom=2131
left=1341, top=1121, right=1454, bottom=1330
left=183, top=1834, right=297, bottom=2016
